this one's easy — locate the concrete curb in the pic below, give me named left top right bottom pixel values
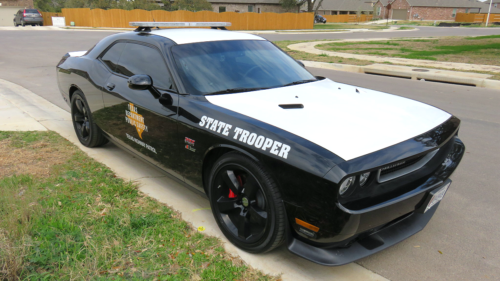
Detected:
left=302, top=61, right=500, bottom=90
left=0, top=78, right=389, bottom=281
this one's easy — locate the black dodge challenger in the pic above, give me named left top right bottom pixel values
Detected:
left=56, top=22, right=465, bottom=266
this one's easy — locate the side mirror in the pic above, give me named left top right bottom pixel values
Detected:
left=297, top=60, right=305, bottom=68
left=128, top=74, right=161, bottom=99
left=128, top=74, right=152, bottom=91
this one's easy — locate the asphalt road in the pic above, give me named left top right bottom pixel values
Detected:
left=1, top=28, right=499, bottom=281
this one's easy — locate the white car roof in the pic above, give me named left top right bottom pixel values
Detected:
left=149, top=28, right=265, bottom=45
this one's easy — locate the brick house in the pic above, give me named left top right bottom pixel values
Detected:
left=0, top=0, right=33, bottom=26
left=316, top=0, right=375, bottom=16
left=374, top=0, right=500, bottom=21
left=209, top=0, right=289, bottom=13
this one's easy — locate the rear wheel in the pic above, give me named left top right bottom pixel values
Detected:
left=39, top=23, right=44, bottom=26
left=70, top=90, right=108, bottom=147
left=21, top=20, right=25, bottom=27
left=208, top=152, right=285, bottom=253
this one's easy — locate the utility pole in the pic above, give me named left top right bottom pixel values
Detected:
left=486, top=0, right=493, bottom=27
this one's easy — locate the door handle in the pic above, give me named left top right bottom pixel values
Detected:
left=106, top=83, right=115, bottom=91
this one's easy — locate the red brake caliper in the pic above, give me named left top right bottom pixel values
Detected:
left=228, top=175, right=243, bottom=198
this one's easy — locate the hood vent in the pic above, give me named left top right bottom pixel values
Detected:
left=279, top=104, right=304, bottom=109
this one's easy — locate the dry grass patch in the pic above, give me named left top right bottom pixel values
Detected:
left=0, top=132, right=74, bottom=178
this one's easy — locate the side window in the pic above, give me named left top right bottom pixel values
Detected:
left=116, top=43, right=173, bottom=90
left=101, top=42, right=126, bottom=73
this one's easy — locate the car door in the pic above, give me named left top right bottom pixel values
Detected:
left=98, top=41, right=183, bottom=180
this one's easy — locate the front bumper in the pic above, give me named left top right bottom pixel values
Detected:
left=287, top=180, right=450, bottom=266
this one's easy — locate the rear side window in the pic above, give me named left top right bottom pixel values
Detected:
left=101, top=42, right=126, bottom=73
left=115, top=43, right=173, bottom=90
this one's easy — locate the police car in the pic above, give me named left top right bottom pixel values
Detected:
left=56, top=22, right=465, bottom=266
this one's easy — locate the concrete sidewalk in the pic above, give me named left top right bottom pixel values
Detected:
left=0, top=79, right=388, bottom=281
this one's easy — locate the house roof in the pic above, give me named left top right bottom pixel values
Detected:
left=317, top=0, right=375, bottom=12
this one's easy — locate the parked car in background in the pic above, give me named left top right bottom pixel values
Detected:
left=13, top=9, right=43, bottom=27
left=315, top=14, right=327, bottom=24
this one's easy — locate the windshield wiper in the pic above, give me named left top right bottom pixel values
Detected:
left=205, top=87, right=270, bottom=96
left=282, top=79, right=317, bottom=87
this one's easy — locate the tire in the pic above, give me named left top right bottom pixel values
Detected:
left=21, top=20, right=25, bottom=27
left=208, top=152, right=286, bottom=253
left=40, top=23, right=44, bottom=26
left=14, top=21, right=17, bottom=27
left=70, top=90, right=109, bottom=147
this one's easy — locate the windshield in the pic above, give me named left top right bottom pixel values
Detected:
left=171, top=40, right=316, bottom=95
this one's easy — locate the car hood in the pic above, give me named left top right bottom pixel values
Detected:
left=205, top=79, right=451, bottom=161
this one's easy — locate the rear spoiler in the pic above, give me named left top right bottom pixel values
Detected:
left=57, top=51, right=87, bottom=67
left=68, top=51, right=87, bottom=57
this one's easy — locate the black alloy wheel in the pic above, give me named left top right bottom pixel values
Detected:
left=70, top=90, right=108, bottom=147
left=209, top=152, right=285, bottom=253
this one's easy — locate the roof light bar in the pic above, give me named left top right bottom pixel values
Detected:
left=130, top=22, right=231, bottom=32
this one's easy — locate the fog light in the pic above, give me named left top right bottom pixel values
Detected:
left=339, top=176, right=355, bottom=195
left=359, top=172, right=370, bottom=186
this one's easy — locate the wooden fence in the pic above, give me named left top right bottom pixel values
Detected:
left=456, top=13, right=500, bottom=23
left=323, top=14, right=373, bottom=23
left=41, top=12, right=61, bottom=26
left=42, top=8, right=314, bottom=30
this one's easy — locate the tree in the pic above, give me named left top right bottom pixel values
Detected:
left=312, top=0, right=324, bottom=15
left=34, top=0, right=65, bottom=12
left=279, top=0, right=323, bottom=14
left=171, top=0, right=212, bottom=12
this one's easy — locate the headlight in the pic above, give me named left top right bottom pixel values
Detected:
left=359, top=172, right=370, bottom=186
left=339, top=176, right=355, bottom=195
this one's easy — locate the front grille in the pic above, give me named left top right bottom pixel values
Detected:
left=377, top=149, right=439, bottom=183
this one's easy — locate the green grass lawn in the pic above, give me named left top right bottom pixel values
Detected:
left=313, top=23, right=389, bottom=30
left=397, top=26, right=415, bottom=30
left=0, top=131, right=273, bottom=280
left=316, top=36, right=500, bottom=65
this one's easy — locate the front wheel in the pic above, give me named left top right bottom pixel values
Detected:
left=70, top=90, right=108, bottom=147
left=208, top=152, right=286, bottom=253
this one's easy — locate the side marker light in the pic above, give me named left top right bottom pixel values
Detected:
left=295, top=218, right=319, bottom=232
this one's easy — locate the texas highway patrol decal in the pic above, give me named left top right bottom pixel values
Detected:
left=125, top=103, right=157, bottom=154
left=199, top=116, right=291, bottom=159
left=126, top=103, right=148, bottom=139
